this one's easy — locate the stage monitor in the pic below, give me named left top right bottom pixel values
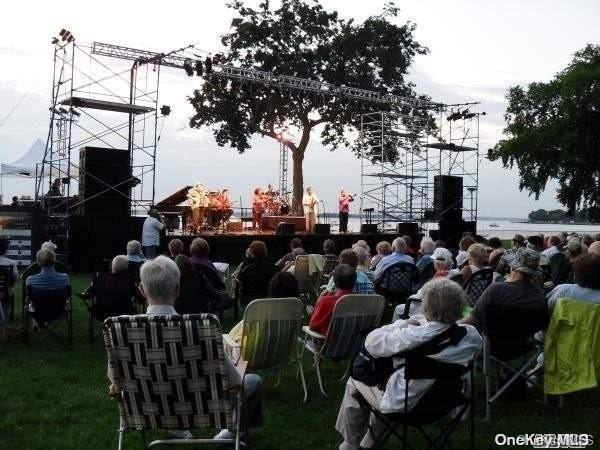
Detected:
left=276, top=222, right=296, bottom=235
left=313, top=223, right=330, bottom=235
left=360, top=224, right=378, bottom=234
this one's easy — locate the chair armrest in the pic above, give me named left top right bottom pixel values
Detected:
left=302, top=325, right=326, bottom=340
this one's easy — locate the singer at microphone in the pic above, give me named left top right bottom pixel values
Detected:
left=302, top=186, right=319, bottom=233
left=338, top=189, right=354, bottom=233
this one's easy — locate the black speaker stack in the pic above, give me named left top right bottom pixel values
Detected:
left=433, top=175, right=463, bottom=222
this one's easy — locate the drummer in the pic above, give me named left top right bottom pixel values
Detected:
left=219, top=189, right=233, bottom=222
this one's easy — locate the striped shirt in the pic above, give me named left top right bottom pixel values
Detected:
left=25, top=267, right=70, bottom=290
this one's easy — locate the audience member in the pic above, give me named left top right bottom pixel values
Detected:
left=373, top=237, right=414, bottom=282
left=174, top=255, right=215, bottom=314
left=322, top=239, right=339, bottom=280
left=354, top=239, right=371, bottom=256
left=126, top=240, right=146, bottom=263
left=416, top=237, right=435, bottom=272
left=463, top=248, right=546, bottom=328
left=432, top=247, right=455, bottom=278
left=582, top=234, right=594, bottom=249
left=589, top=241, right=600, bottom=256
left=309, top=264, right=357, bottom=336
left=456, top=235, right=475, bottom=268
left=335, top=278, right=482, bottom=450
left=495, top=234, right=526, bottom=274
left=267, top=271, right=300, bottom=298
left=25, top=248, right=70, bottom=290
left=401, top=235, right=414, bottom=256
left=487, top=237, right=505, bottom=269
left=542, top=235, right=562, bottom=259
left=434, top=239, right=447, bottom=249
left=168, top=238, right=184, bottom=259
left=141, top=208, right=165, bottom=259
left=369, top=241, right=392, bottom=271
left=547, top=253, right=600, bottom=312
left=352, top=244, right=372, bottom=274
left=0, top=236, right=18, bottom=291
left=237, top=241, right=279, bottom=305
left=20, top=241, right=68, bottom=281
left=325, top=249, right=374, bottom=295
left=189, top=237, right=225, bottom=291
left=459, top=243, right=488, bottom=285
left=276, top=237, right=306, bottom=269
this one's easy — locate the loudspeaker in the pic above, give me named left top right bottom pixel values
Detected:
left=313, top=223, right=330, bottom=234
left=437, top=220, right=478, bottom=244
left=396, top=222, right=419, bottom=235
left=434, top=175, right=463, bottom=220
left=360, top=224, right=378, bottom=234
left=79, top=146, right=131, bottom=216
left=276, top=222, right=296, bottom=235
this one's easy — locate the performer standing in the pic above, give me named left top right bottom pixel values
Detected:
left=252, top=188, right=266, bottom=231
left=338, top=190, right=355, bottom=233
left=302, top=186, right=319, bottom=233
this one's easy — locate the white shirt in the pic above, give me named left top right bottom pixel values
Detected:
left=141, top=217, right=164, bottom=247
left=541, top=245, right=560, bottom=259
left=302, top=193, right=319, bottom=215
left=364, top=316, right=482, bottom=413
left=547, top=284, right=600, bottom=312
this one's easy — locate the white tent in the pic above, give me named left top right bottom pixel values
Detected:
left=1, top=138, right=45, bottom=178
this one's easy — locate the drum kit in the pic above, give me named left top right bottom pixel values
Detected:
left=262, top=187, right=290, bottom=216
left=186, top=184, right=233, bottom=233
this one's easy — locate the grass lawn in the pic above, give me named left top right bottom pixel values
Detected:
left=1, top=273, right=599, bottom=450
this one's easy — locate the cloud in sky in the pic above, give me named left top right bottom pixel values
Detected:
left=1, top=0, right=599, bottom=216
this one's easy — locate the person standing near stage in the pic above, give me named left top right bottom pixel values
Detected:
left=141, top=208, right=165, bottom=259
left=338, top=190, right=354, bottom=233
left=252, top=188, right=266, bottom=231
left=302, top=186, right=319, bottom=233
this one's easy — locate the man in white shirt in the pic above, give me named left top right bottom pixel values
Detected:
left=542, top=235, right=562, bottom=259
left=302, top=186, right=319, bottom=233
left=141, top=208, right=165, bottom=259
left=335, top=278, right=482, bottom=450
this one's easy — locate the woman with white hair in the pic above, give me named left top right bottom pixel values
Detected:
left=335, top=278, right=482, bottom=450
left=126, top=240, right=146, bottom=263
left=432, top=247, right=455, bottom=278
left=416, top=237, right=435, bottom=272
left=459, top=243, right=489, bottom=286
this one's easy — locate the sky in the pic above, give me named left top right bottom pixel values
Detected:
left=1, top=0, right=600, bottom=218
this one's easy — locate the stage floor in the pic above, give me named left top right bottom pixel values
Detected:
left=165, top=230, right=402, bottom=265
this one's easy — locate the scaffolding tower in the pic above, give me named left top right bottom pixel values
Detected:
left=359, top=105, right=481, bottom=231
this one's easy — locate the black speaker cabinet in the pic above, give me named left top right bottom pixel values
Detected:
left=79, top=146, right=131, bottom=216
left=360, top=224, right=378, bottom=234
left=276, top=222, right=296, bottom=235
left=313, top=223, right=330, bottom=234
left=396, top=222, right=419, bottom=235
left=434, top=175, right=463, bottom=220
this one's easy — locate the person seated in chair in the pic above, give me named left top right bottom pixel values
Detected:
left=276, top=237, right=306, bottom=269
left=547, top=253, right=600, bottom=313
left=0, top=236, right=18, bottom=299
left=108, top=256, right=263, bottom=441
left=80, top=255, right=135, bottom=318
left=416, top=237, right=435, bottom=272
left=167, top=238, right=184, bottom=259
left=459, top=243, right=489, bottom=286
left=372, top=237, right=414, bottom=283
left=321, top=239, right=339, bottom=283
left=309, top=264, right=357, bottom=336
left=335, top=278, right=482, bottom=450
left=462, top=248, right=547, bottom=328
left=369, top=241, right=392, bottom=271
left=189, top=237, right=225, bottom=291
left=126, top=240, right=146, bottom=263
left=21, top=241, right=68, bottom=282
left=26, top=248, right=70, bottom=291
left=236, top=241, right=279, bottom=306
left=324, top=249, right=374, bottom=295
left=174, top=254, right=217, bottom=314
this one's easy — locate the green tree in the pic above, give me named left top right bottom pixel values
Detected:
left=528, top=209, right=548, bottom=222
left=489, top=45, right=600, bottom=214
left=188, top=0, right=428, bottom=213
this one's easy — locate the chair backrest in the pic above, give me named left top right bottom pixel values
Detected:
left=0, top=265, right=13, bottom=304
left=93, top=272, right=134, bottom=319
left=417, top=261, right=435, bottom=285
left=449, top=273, right=463, bottom=284
left=464, top=268, right=493, bottom=306
left=241, top=297, right=304, bottom=370
left=322, top=294, right=385, bottom=360
left=378, top=262, right=417, bottom=295
left=239, top=260, right=278, bottom=303
left=103, top=314, right=233, bottom=431
left=28, top=285, right=71, bottom=322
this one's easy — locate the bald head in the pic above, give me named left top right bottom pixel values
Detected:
left=589, top=241, right=600, bottom=257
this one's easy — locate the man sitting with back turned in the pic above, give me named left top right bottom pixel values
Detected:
left=26, top=248, right=70, bottom=291
left=108, top=256, right=263, bottom=440
left=373, top=237, right=414, bottom=282
left=324, top=249, right=374, bottom=295
left=310, top=264, right=357, bottom=336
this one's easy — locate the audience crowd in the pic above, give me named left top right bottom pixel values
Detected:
left=3, top=226, right=600, bottom=447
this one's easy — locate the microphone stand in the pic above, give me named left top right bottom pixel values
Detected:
left=319, top=200, right=328, bottom=224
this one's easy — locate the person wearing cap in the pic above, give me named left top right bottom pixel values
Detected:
left=462, top=248, right=547, bottom=328
left=494, top=234, right=526, bottom=275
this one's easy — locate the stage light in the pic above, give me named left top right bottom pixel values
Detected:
left=183, top=59, right=194, bottom=76
left=61, top=31, right=72, bottom=42
left=194, top=60, right=203, bottom=76
left=51, top=37, right=59, bottom=44
left=160, top=105, right=172, bottom=116
left=59, top=29, right=67, bottom=36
